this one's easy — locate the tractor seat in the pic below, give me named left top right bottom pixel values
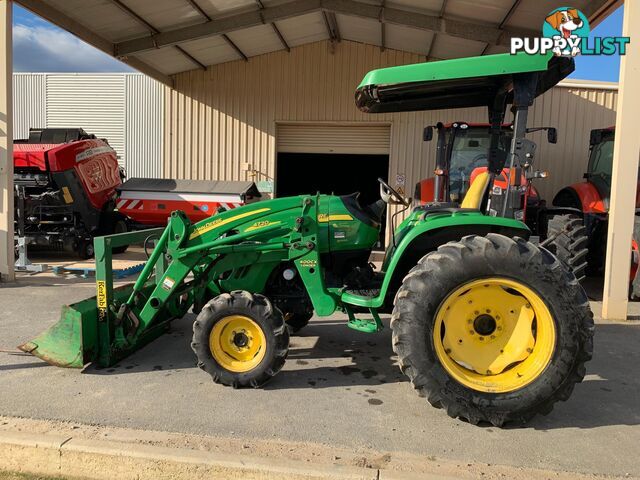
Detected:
left=340, top=193, right=385, bottom=228
left=414, top=172, right=491, bottom=220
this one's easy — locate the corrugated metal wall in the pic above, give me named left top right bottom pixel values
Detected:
left=13, top=74, right=45, bottom=140
left=164, top=40, right=618, bottom=204
left=125, top=75, right=164, bottom=178
left=46, top=74, right=126, bottom=163
left=13, top=73, right=164, bottom=177
left=528, top=83, right=618, bottom=200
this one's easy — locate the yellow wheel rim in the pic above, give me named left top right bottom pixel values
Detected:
left=209, top=315, right=267, bottom=373
left=433, top=278, right=556, bottom=393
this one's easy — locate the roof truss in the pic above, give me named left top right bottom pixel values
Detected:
left=16, top=0, right=623, bottom=86
left=114, top=0, right=540, bottom=57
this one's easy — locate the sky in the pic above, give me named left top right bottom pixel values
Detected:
left=13, top=4, right=133, bottom=73
left=569, top=5, right=624, bottom=82
left=12, top=4, right=624, bottom=81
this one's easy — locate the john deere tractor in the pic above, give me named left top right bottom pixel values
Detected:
left=20, top=52, right=593, bottom=427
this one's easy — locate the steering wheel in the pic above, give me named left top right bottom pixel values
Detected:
left=378, top=178, right=409, bottom=206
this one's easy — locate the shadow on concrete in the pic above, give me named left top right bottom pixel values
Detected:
left=10, top=308, right=639, bottom=430
left=265, top=318, right=406, bottom=390
left=0, top=360, right=51, bottom=371
left=77, top=314, right=406, bottom=388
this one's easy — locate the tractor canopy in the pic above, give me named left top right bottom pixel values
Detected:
left=355, top=53, right=574, bottom=113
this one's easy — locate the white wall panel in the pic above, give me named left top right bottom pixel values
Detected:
left=12, top=73, right=164, bottom=177
left=46, top=73, right=126, bottom=164
left=13, top=73, right=46, bottom=140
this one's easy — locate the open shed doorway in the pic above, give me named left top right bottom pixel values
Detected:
left=276, top=123, right=392, bottom=249
left=276, top=152, right=389, bottom=248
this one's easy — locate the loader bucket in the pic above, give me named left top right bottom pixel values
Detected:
left=19, top=284, right=135, bottom=368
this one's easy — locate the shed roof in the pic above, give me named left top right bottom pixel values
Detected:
left=16, top=0, right=621, bottom=87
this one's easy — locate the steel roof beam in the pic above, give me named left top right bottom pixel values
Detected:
left=115, top=0, right=538, bottom=57
left=186, top=0, right=211, bottom=21
left=439, top=0, right=448, bottom=18
left=499, top=0, right=522, bottom=29
left=15, top=0, right=173, bottom=86
left=427, top=2, right=447, bottom=64
left=323, top=11, right=341, bottom=42
left=222, top=34, right=249, bottom=61
left=255, top=0, right=290, bottom=52
left=185, top=0, right=249, bottom=62
left=481, top=0, right=522, bottom=55
left=107, top=0, right=206, bottom=70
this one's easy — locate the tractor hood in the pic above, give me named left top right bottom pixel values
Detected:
left=355, top=53, right=574, bottom=113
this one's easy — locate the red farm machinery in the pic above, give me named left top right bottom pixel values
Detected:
left=13, top=128, right=260, bottom=264
left=414, top=121, right=589, bottom=279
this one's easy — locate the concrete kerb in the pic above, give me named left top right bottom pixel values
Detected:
left=0, top=430, right=458, bottom=480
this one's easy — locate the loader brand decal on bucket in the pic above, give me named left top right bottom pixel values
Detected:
left=510, top=7, right=629, bottom=57
left=97, top=281, right=107, bottom=308
left=97, top=280, right=108, bottom=320
left=189, top=208, right=271, bottom=240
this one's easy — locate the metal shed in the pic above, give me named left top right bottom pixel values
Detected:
left=0, top=0, right=637, bottom=320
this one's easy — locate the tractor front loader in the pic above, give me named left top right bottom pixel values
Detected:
left=21, top=52, right=593, bottom=427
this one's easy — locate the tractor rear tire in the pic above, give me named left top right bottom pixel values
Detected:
left=391, top=234, right=593, bottom=427
left=191, top=291, right=289, bottom=388
left=544, top=214, right=588, bottom=281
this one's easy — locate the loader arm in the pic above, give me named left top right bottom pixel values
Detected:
left=21, top=195, right=340, bottom=368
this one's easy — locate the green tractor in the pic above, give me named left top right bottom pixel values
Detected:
left=20, top=52, right=593, bottom=427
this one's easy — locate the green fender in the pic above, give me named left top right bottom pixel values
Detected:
left=341, top=210, right=530, bottom=310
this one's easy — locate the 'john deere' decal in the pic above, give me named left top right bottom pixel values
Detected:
left=189, top=208, right=271, bottom=240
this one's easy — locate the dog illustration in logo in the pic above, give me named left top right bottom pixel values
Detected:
left=545, top=8, right=584, bottom=56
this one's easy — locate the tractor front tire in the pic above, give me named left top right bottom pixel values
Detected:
left=544, top=214, right=589, bottom=281
left=192, top=291, right=289, bottom=388
left=391, top=234, right=593, bottom=427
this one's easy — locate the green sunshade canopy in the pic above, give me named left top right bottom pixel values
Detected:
left=355, top=53, right=574, bottom=113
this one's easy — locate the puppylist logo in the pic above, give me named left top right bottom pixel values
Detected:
left=511, top=7, right=630, bottom=57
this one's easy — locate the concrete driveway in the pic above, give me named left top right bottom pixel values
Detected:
left=1, top=274, right=639, bottom=478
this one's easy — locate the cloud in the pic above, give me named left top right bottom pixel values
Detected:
left=13, top=23, right=134, bottom=73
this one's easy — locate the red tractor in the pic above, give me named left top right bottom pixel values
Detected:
left=415, top=121, right=589, bottom=279
left=553, top=127, right=640, bottom=294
